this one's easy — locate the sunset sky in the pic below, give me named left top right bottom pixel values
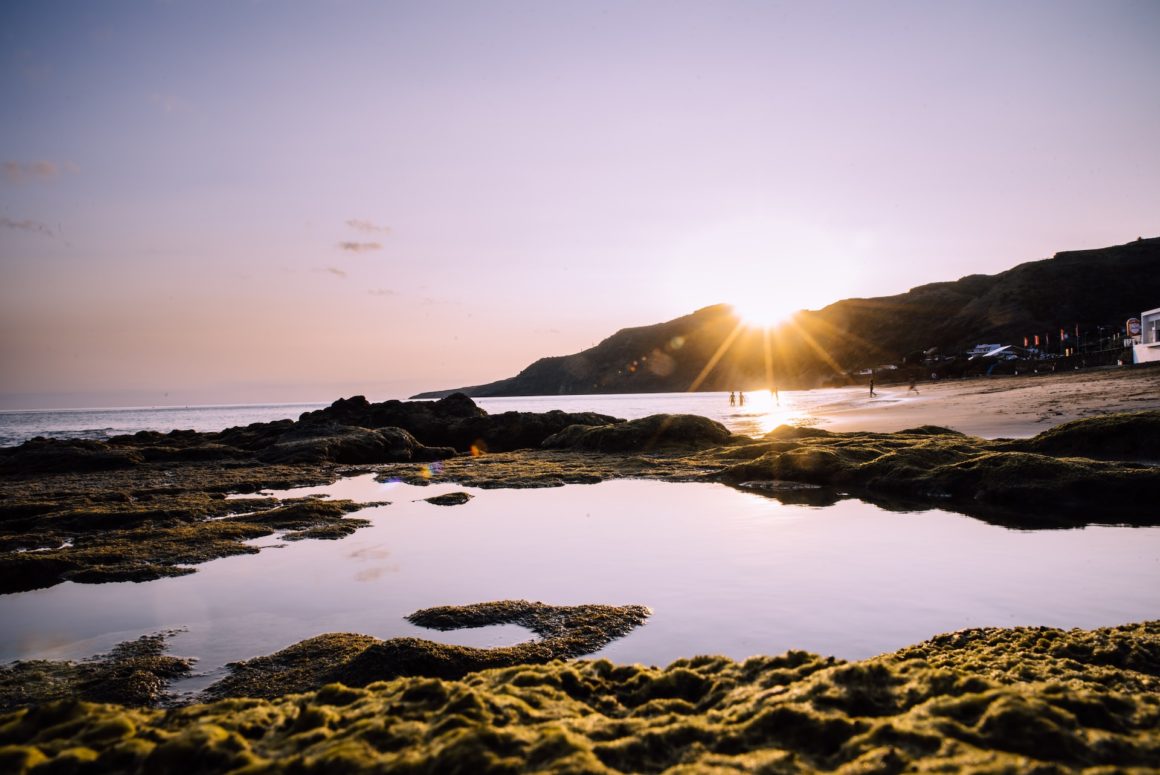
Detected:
left=2, top=1, right=1158, bottom=408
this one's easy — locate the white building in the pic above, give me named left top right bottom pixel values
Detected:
left=968, top=344, right=1002, bottom=357
left=1133, top=307, right=1160, bottom=364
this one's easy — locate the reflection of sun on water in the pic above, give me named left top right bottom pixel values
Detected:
left=731, top=390, right=810, bottom=436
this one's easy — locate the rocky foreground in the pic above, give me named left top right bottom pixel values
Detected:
left=2, top=397, right=1160, bottom=771
left=1, top=619, right=1157, bottom=773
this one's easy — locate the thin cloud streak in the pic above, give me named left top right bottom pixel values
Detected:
left=319, top=267, right=347, bottom=278
left=338, top=241, right=382, bottom=253
left=0, top=217, right=54, bottom=236
left=345, top=219, right=390, bottom=234
left=4, top=161, right=74, bottom=183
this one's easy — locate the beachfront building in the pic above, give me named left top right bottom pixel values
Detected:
left=1132, top=306, right=1160, bottom=364
left=968, top=344, right=1003, bottom=357
left=979, top=345, right=1025, bottom=361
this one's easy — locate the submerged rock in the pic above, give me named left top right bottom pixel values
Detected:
left=423, top=492, right=473, bottom=506
left=542, top=413, right=733, bottom=452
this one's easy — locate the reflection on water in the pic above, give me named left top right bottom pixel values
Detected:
left=1, top=476, right=1157, bottom=680
left=723, top=389, right=812, bottom=436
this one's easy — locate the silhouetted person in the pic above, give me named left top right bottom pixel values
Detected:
left=869, top=377, right=876, bottom=397
left=908, top=378, right=919, bottom=394
left=739, top=391, right=746, bottom=406
left=729, top=391, right=736, bottom=406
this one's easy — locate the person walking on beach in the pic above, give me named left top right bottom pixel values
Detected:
left=908, top=378, right=919, bottom=394
left=729, top=391, right=736, bottom=406
left=739, top=391, right=746, bottom=406
left=869, top=377, right=876, bottom=397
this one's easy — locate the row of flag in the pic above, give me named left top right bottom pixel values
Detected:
left=1023, top=324, right=1082, bottom=349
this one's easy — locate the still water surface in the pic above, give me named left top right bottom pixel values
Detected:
left=1, top=475, right=1156, bottom=692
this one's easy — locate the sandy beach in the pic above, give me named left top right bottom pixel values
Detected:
left=797, top=365, right=1160, bottom=438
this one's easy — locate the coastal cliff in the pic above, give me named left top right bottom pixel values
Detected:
left=415, top=237, right=1160, bottom=397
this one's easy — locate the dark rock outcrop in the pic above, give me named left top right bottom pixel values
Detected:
left=0, top=394, right=609, bottom=472
left=542, top=414, right=733, bottom=452
left=299, top=393, right=623, bottom=453
left=0, top=439, right=144, bottom=474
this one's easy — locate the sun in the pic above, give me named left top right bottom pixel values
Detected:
left=729, top=299, right=794, bottom=329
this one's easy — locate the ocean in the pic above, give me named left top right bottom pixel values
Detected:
left=0, top=389, right=853, bottom=448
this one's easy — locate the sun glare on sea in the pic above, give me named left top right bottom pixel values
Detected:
left=728, top=389, right=810, bottom=436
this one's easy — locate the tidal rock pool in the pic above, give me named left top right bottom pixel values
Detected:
left=1, top=474, right=1157, bottom=696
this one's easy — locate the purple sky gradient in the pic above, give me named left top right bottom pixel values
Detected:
left=2, top=1, right=1158, bottom=408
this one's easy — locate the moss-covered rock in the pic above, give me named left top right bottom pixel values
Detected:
left=2, top=621, right=1157, bottom=773
left=542, top=414, right=733, bottom=452
left=719, top=416, right=1160, bottom=524
left=0, top=634, right=192, bottom=711
left=204, top=601, right=652, bottom=700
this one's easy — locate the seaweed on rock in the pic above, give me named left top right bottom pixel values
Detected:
left=1, top=621, right=1157, bottom=772
left=203, top=600, right=652, bottom=700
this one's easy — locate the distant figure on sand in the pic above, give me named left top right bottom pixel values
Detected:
left=739, top=391, right=746, bottom=406
left=729, top=391, right=736, bottom=406
left=869, top=377, right=876, bottom=397
left=908, top=378, right=919, bottom=394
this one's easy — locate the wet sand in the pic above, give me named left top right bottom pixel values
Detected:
left=799, top=366, right=1160, bottom=438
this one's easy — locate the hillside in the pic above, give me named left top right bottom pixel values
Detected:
left=415, top=237, right=1160, bottom=397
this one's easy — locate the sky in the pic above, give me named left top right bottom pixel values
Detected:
left=2, top=0, right=1158, bottom=409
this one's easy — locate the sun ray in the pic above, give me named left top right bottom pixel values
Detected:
left=687, top=319, right=746, bottom=392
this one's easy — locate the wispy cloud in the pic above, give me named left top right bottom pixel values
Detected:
left=338, top=241, right=383, bottom=253
left=346, top=219, right=390, bottom=234
left=367, top=288, right=395, bottom=296
left=150, top=93, right=194, bottom=115
left=0, top=217, right=54, bottom=236
left=4, top=160, right=75, bottom=183
left=319, top=267, right=347, bottom=278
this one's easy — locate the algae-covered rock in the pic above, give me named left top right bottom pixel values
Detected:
left=203, top=600, right=651, bottom=700
left=0, top=439, right=144, bottom=473
left=720, top=417, right=1160, bottom=524
left=255, top=422, right=455, bottom=464
left=2, top=621, right=1157, bottom=773
left=542, top=414, right=733, bottom=452
left=0, top=633, right=192, bottom=711
left=0, top=487, right=378, bottom=595
left=1008, top=409, right=1160, bottom=460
